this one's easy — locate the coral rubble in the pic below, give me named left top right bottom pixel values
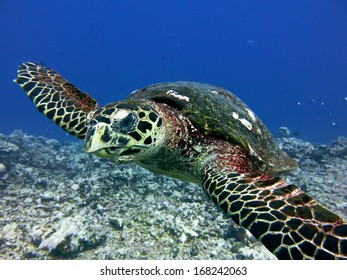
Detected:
left=0, top=129, right=346, bottom=259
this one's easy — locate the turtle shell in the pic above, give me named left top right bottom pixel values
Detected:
left=127, top=81, right=296, bottom=175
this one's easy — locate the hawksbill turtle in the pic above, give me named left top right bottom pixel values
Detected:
left=14, top=62, right=347, bottom=260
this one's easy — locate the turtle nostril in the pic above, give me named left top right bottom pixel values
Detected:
left=101, top=126, right=112, bottom=143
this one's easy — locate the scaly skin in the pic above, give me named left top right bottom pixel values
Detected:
left=14, top=62, right=347, bottom=259
left=203, top=166, right=347, bottom=259
left=14, top=62, right=98, bottom=138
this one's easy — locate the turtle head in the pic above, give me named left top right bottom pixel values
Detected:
left=84, top=101, right=165, bottom=162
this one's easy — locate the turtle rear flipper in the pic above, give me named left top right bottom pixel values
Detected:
left=14, top=62, right=98, bottom=139
left=203, top=168, right=347, bottom=259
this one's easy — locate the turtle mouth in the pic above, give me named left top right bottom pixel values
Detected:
left=84, top=123, right=131, bottom=156
left=89, top=146, right=142, bottom=158
left=105, top=146, right=141, bottom=156
left=84, top=122, right=144, bottom=158
left=96, top=146, right=121, bottom=156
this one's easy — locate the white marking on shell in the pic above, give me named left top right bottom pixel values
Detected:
left=232, top=112, right=239, bottom=120
left=248, top=144, right=256, bottom=156
left=166, top=90, right=189, bottom=102
left=240, top=118, right=253, bottom=131
left=245, top=108, right=257, bottom=122
left=193, top=145, right=203, bottom=153
left=211, top=90, right=219, bottom=94
left=257, top=128, right=262, bottom=135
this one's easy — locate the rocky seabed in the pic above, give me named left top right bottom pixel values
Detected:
left=0, top=129, right=346, bottom=260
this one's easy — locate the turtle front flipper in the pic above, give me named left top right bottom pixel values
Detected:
left=203, top=168, right=347, bottom=259
left=14, top=62, right=99, bottom=139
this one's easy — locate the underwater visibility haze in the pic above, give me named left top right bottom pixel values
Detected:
left=1, top=0, right=347, bottom=260
left=1, top=0, right=347, bottom=142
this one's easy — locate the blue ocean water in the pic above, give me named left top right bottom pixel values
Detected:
left=1, top=0, right=346, bottom=143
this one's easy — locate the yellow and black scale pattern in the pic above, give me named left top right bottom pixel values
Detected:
left=14, top=62, right=98, bottom=139
left=203, top=168, right=347, bottom=259
left=84, top=102, right=164, bottom=156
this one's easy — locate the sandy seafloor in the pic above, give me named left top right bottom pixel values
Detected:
left=0, top=129, right=346, bottom=260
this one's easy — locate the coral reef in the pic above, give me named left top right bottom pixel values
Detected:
left=0, top=129, right=346, bottom=260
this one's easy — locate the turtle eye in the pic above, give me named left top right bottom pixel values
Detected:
left=121, top=112, right=136, bottom=126
left=112, top=112, right=137, bottom=133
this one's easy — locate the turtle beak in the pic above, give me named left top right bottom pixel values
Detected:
left=84, top=123, right=112, bottom=154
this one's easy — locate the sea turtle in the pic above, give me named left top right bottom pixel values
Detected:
left=14, top=62, right=347, bottom=260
